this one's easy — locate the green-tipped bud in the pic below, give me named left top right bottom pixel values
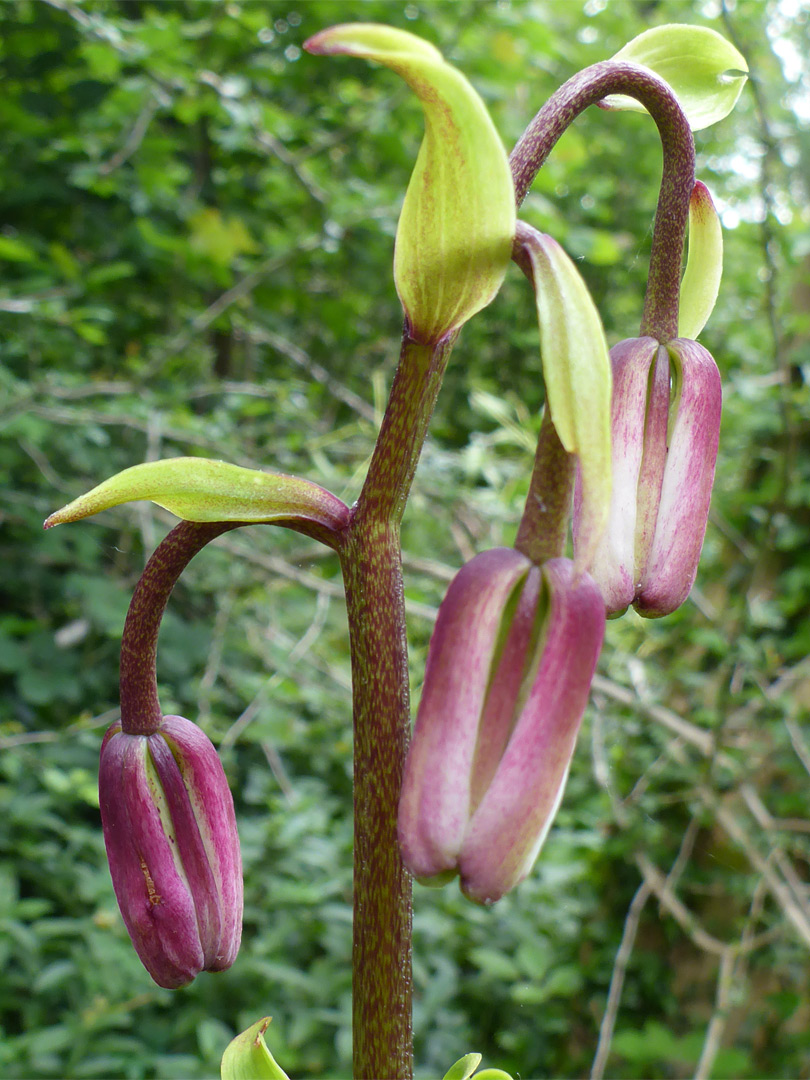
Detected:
left=305, top=24, right=515, bottom=344
left=603, top=24, right=748, bottom=131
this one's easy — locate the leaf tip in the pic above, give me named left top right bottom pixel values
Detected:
left=302, top=28, right=339, bottom=55
left=43, top=505, right=75, bottom=529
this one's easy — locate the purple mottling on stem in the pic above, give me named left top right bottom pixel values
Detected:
left=340, top=331, right=458, bottom=1080
left=510, top=60, right=695, bottom=343
left=514, top=402, right=576, bottom=565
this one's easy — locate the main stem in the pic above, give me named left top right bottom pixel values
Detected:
left=343, top=331, right=456, bottom=1080
left=510, top=60, right=695, bottom=342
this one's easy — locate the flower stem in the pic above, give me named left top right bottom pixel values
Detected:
left=514, top=406, right=576, bottom=564
left=119, top=520, right=239, bottom=735
left=342, top=331, right=456, bottom=1079
left=510, top=60, right=695, bottom=342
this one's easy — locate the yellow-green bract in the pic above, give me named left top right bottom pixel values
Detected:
left=442, top=1052, right=514, bottom=1080
left=220, top=1018, right=290, bottom=1080
left=603, top=24, right=748, bottom=131
left=518, top=227, right=612, bottom=574
left=679, top=180, right=723, bottom=340
left=43, top=457, right=350, bottom=532
left=304, top=23, right=515, bottom=345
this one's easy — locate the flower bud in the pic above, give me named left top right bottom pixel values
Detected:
left=575, top=336, right=721, bottom=617
left=99, top=715, right=243, bottom=989
left=398, top=549, right=604, bottom=904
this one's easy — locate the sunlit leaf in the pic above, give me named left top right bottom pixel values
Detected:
left=603, top=24, right=748, bottom=131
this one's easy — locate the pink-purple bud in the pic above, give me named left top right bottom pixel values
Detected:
left=574, top=337, right=722, bottom=618
left=398, top=548, right=604, bottom=904
left=99, top=714, right=243, bottom=989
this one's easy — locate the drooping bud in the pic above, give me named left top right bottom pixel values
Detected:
left=575, top=337, right=722, bottom=617
left=99, top=714, right=243, bottom=989
left=398, top=548, right=604, bottom=904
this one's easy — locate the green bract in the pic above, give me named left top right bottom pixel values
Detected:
left=518, top=226, right=612, bottom=574
left=43, top=457, right=350, bottom=533
left=305, top=23, right=515, bottom=344
left=679, top=180, right=723, bottom=340
left=443, top=1053, right=484, bottom=1080
left=442, top=1053, right=514, bottom=1080
left=604, top=24, right=748, bottom=131
left=220, top=1018, right=290, bottom=1080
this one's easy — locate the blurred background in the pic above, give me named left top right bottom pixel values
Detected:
left=2, top=1, right=810, bottom=1076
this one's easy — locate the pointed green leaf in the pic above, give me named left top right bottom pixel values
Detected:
left=44, top=458, right=350, bottom=532
left=474, top=1071, right=515, bottom=1080
left=220, top=1018, right=291, bottom=1080
left=604, top=25, right=748, bottom=131
left=305, top=24, right=515, bottom=344
left=679, top=180, right=723, bottom=340
left=518, top=226, right=612, bottom=574
left=442, top=1053, right=483, bottom=1080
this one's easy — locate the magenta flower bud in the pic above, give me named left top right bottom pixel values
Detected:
left=99, top=714, right=243, bottom=989
left=398, top=548, right=604, bottom=904
left=574, top=337, right=722, bottom=618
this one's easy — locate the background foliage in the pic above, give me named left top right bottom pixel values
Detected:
left=2, top=1, right=810, bottom=1077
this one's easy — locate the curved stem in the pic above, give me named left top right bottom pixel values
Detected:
left=119, top=520, right=241, bottom=735
left=510, top=60, right=695, bottom=342
left=515, top=407, right=576, bottom=564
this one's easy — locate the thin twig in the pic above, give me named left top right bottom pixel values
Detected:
left=0, top=707, right=120, bottom=749
left=248, top=326, right=377, bottom=423
left=636, top=852, right=733, bottom=958
left=785, top=716, right=810, bottom=778
left=98, top=93, right=161, bottom=175
left=197, top=590, right=237, bottom=727
left=591, top=673, right=714, bottom=756
left=590, top=879, right=652, bottom=1080
left=220, top=591, right=331, bottom=749
left=710, top=799, right=810, bottom=949
left=694, top=947, right=736, bottom=1080
left=261, top=740, right=296, bottom=804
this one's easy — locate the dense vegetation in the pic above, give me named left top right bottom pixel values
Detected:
left=2, top=1, right=810, bottom=1076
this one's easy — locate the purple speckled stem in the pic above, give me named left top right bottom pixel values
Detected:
left=119, top=520, right=240, bottom=735
left=510, top=60, right=695, bottom=343
left=514, top=404, right=575, bottom=564
left=340, top=331, right=456, bottom=1080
